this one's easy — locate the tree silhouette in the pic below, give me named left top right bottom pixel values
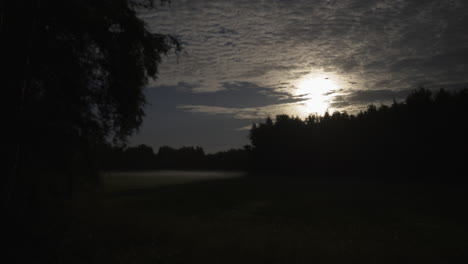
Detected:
left=4, top=0, right=180, bottom=202
left=3, top=3, right=180, bottom=258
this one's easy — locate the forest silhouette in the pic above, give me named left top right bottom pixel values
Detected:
left=250, top=88, right=468, bottom=181
left=101, top=87, right=467, bottom=182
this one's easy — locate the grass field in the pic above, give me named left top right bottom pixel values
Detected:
left=61, top=171, right=467, bottom=263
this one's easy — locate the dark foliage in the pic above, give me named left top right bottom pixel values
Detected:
left=249, top=88, right=468, bottom=181
left=4, top=0, right=179, bottom=199
left=205, top=146, right=253, bottom=171
left=158, top=145, right=206, bottom=169
left=99, top=144, right=252, bottom=171
left=3, top=1, right=178, bottom=262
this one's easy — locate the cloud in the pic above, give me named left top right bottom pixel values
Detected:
left=177, top=101, right=305, bottom=120
left=234, top=125, right=253, bottom=131
left=139, top=0, right=468, bottom=116
left=330, top=88, right=412, bottom=109
left=146, top=0, right=467, bottom=95
left=330, top=83, right=468, bottom=111
left=148, top=81, right=306, bottom=109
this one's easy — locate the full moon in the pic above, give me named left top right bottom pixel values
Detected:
left=294, top=76, right=338, bottom=116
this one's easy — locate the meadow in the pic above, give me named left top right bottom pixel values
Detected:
left=60, top=171, right=467, bottom=263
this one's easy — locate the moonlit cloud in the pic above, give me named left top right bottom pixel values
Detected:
left=132, top=0, right=468, bottom=152
left=143, top=0, right=467, bottom=101
left=178, top=102, right=305, bottom=120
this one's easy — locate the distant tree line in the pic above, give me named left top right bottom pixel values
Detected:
left=98, top=144, right=252, bottom=171
left=100, top=88, right=467, bottom=181
left=249, top=88, right=468, bottom=182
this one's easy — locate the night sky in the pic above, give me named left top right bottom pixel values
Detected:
left=130, top=0, right=468, bottom=153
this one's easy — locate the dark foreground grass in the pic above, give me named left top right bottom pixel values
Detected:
left=61, top=174, right=467, bottom=263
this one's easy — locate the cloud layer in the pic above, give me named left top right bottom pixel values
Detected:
left=132, top=0, right=468, bottom=151
left=141, top=0, right=467, bottom=118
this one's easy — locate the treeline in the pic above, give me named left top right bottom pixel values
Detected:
left=249, top=88, right=468, bottom=181
left=98, top=144, right=252, bottom=171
